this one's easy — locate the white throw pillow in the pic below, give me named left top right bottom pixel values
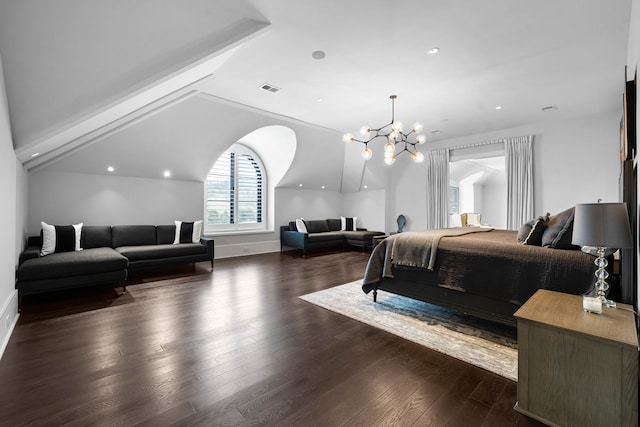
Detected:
left=40, top=222, right=56, bottom=256
left=40, top=221, right=83, bottom=256
left=74, top=223, right=83, bottom=251
left=340, top=216, right=357, bottom=231
left=174, top=220, right=204, bottom=244
left=296, top=218, right=308, bottom=233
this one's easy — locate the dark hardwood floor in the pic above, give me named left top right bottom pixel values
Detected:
left=0, top=250, right=542, bottom=426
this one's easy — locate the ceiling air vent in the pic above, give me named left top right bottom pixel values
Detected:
left=259, top=83, right=280, bottom=93
left=541, top=105, right=558, bottom=112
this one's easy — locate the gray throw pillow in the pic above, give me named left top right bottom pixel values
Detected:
left=517, top=213, right=550, bottom=246
left=542, top=207, right=579, bottom=249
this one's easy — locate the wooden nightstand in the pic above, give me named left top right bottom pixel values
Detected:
left=514, top=290, right=638, bottom=426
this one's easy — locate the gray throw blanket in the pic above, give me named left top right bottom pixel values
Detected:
left=363, top=227, right=494, bottom=287
left=393, top=227, right=494, bottom=270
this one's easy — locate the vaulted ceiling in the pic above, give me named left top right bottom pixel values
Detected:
left=0, top=0, right=631, bottom=188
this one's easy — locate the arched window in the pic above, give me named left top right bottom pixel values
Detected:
left=205, top=144, right=266, bottom=232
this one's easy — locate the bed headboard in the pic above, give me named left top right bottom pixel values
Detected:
left=620, top=71, right=637, bottom=309
left=620, top=158, right=637, bottom=307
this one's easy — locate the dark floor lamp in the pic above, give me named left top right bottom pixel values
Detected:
left=572, top=202, right=633, bottom=311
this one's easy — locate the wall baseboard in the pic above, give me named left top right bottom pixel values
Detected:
left=215, top=240, right=280, bottom=259
left=0, top=289, right=19, bottom=360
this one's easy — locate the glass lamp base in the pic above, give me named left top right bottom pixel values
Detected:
left=598, top=297, right=617, bottom=309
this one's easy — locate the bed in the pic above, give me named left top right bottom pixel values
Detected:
left=362, top=227, right=604, bottom=326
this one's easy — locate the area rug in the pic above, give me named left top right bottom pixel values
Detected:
left=299, top=280, right=518, bottom=381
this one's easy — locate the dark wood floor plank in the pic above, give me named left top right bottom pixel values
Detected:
left=0, top=251, right=542, bottom=426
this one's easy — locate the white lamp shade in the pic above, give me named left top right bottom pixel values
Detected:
left=572, top=203, right=633, bottom=249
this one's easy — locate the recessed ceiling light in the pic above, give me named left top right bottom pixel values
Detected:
left=431, top=130, right=442, bottom=135
left=316, top=98, right=323, bottom=102
left=107, top=166, right=114, bottom=172
left=321, top=185, right=325, bottom=189
left=495, top=106, right=503, bottom=110
left=312, top=50, right=326, bottom=60
left=30, top=152, right=40, bottom=158
left=428, top=47, right=440, bottom=54
left=163, top=171, right=171, bottom=178
left=364, top=185, right=368, bottom=189
left=298, top=184, right=303, bottom=187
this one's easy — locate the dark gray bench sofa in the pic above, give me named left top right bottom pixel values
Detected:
left=16, top=224, right=214, bottom=308
left=280, top=219, right=384, bottom=256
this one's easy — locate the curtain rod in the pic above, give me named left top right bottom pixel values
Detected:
left=446, top=135, right=531, bottom=151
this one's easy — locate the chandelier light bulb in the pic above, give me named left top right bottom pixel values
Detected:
left=360, top=126, right=371, bottom=136
left=362, top=146, right=373, bottom=160
left=416, top=134, right=426, bottom=144
left=392, top=121, right=403, bottom=132
left=389, top=131, right=399, bottom=141
left=384, top=155, right=395, bottom=166
left=413, top=151, right=425, bottom=163
left=412, top=122, right=424, bottom=132
left=384, top=141, right=395, bottom=154
left=342, top=133, right=354, bottom=143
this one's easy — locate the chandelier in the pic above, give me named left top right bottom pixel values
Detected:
left=342, top=95, right=426, bottom=165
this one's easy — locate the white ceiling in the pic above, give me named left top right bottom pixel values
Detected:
left=0, top=0, right=632, bottom=185
left=200, top=0, right=631, bottom=137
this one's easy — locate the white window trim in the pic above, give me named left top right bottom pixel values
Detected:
left=204, top=143, right=267, bottom=233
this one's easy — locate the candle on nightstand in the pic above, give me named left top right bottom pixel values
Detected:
left=583, top=296, right=602, bottom=314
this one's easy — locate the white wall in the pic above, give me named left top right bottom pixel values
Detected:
left=422, top=111, right=621, bottom=223
left=384, top=111, right=618, bottom=232
left=24, top=110, right=621, bottom=250
left=343, top=189, right=386, bottom=233
left=531, top=114, right=620, bottom=211
left=481, top=179, right=507, bottom=228
left=0, top=54, right=19, bottom=358
left=27, top=171, right=203, bottom=234
left=274, top=188, right=343, bottom=225
left=387, top=158, right=428, bottom=232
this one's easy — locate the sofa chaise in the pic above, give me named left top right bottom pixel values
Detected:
left=16, top=224, right=214, bottom=308
left=280, top=219, right=384, bottom=256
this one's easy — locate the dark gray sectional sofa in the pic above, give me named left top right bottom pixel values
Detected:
left=16, top=224, right=214, bottom=308
left=280, top=219, right=384, bottom=256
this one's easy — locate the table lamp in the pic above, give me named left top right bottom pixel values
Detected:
left=572, top=202, right=633, bottom=311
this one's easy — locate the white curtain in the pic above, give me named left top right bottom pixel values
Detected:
left=505, top=135, right=534, bottom=230
left=426, top=148, right=450, bottom=229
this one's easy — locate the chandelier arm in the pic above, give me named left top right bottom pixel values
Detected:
left=350, top=137, right=368, bottom=144
left=365, top=134, right=388, bottom=144
left=375, top=120, right=394, bottom=133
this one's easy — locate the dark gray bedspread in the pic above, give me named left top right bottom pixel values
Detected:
left=363, top=229, right=598, bottom=306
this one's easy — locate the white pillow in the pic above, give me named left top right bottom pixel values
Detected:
left=74, top=223, right=83, bottom=251
left=173, top=220, right=203, bottom=244
left=295, top=218, right=308, bottom=233
left=40, top=221, right=83, bottom=256
left=340, top=216, right=357, bottom=231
